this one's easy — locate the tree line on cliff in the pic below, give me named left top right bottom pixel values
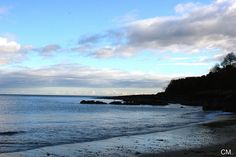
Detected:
left=163, top=52, right=236, bottom=112
left=88, top=53, right=236, bottom=112
left=165, top=52, right=236, bottom=95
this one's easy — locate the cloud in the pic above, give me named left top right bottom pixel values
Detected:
left=78, top=34, right=103, bottom=45
left=77, top=29, right=125, bottom=46
left=94, top=47, right=114, bottom=58
left=0, top=37, right=21, bottom=53
left=195, top=52, right=233, bottom=64
left=75, top=29, right=127, bottom=57
left=32, top=44, right=62, bottom=56
left=175, top=2, right=201, bottom=14
left=42, top=44, right=61, bottom=53
left=112, top=10, right=139, bottom=25
left=75, top=0, right=236, bottom=58
left=0, top=36, right=31, bottom=64
left=124, top=0, right=236, bottom=53
left=0, top=64, right=170, bottom=90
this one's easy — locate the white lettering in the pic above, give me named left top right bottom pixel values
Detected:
left=221, top=149, right=232, bottom=155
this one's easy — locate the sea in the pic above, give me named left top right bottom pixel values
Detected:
left=0, top=94, right=228, bottom=153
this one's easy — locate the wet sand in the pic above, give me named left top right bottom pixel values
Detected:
left=0, top=115, right=235, bottom=157
left=140, top=139, right=236, bottom=157
left=141, top=117, right=236, bottom=157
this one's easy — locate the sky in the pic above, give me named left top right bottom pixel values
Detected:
left=0, top=0, right=235, bottom=95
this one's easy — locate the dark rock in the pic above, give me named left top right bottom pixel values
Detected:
left=223, top=94, right=236, bottom=112
left=156, top=139, right=164, bottom=141
left=80, top=100, right=107, bottom=104
left=135, top=151, right=141, bottom=155
left=124, top=100, right=141, bottom=105
left=203, top=100, right=223, bottom=111
left=0, top=131, right=25, bottom=136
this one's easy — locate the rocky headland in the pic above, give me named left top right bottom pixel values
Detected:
left=81, top=53, right=236, bottom=112
left=103, top=53, right=236, bottom=112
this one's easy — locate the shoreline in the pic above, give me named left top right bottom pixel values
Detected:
left=0, top=114, right=235, bottom=157
left=140, top=138, right=236, bottom=157
left=140, top=116, right=236, bottom=157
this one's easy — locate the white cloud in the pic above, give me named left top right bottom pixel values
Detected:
left=0, top=37, right=21, bottom=53
left=175, top=2, right=201, bottom=14
left=0, top=36, right=33, bottom=64
left=76, top=0, right=236, bottom=58
left=94, top=47, right=114, bottom=58
left=126, top=0, right=236, bottom=52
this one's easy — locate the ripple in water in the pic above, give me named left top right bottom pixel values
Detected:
left=0, top=95, right=220, bottom=153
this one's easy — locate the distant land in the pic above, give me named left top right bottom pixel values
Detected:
left=0, top=94, right=96, bottom=97
left=99, top=52, right=236, bottom=112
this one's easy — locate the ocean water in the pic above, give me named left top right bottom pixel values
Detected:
left=0, top=95, right=223, bottom=153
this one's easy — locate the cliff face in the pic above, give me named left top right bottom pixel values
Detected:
left=163, top=66, right=236, bottom=112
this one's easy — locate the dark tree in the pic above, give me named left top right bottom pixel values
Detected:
left=210, top=63, right=221, bottom=73
left=220, top=52, right=236, bottom=68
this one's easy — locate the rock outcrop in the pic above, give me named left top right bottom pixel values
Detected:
left=105, top=65, right=236, bottom=112
left=80, top=100, right=107, bottom=104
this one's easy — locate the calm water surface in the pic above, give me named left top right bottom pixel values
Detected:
left=0, top=95, right=222, bottom=153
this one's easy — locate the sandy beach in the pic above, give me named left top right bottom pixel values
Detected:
left=140, top=139, right=236, bottom=157
left=0, top=114, right=235, bottom=157
left=140, top=116, right=236, bottom=157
